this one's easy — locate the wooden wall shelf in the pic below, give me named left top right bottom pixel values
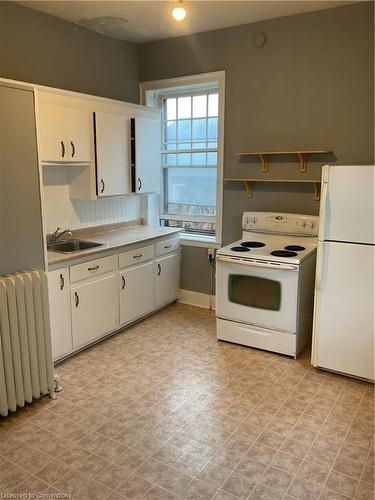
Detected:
left=225, top=178, right=322, bottom=201
left=235, top=150, right=331, bottom=173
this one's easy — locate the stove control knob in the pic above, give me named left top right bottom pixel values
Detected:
left=307, top=221, right=314, bottom=228
left=252, top=217, right=257, bottom=223
left=301, top=221, right=306, bottom=227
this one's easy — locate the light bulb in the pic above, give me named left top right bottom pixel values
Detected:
left=172, top=6, right=187, bottom=21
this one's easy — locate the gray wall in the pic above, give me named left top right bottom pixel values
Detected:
left=1, top=1, right=373, bottom=294
left=139, top=2, right=374, bottom=293
left=0, top=1, right=139, bottom=102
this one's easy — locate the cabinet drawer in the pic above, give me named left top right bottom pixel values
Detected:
left=155, top=237, right=180, bottom=257
left=70, top=255, right=116, bottom=283
left=119, top=244, right=154, bottom=269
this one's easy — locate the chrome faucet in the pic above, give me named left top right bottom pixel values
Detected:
left=51, top=227, right=73, bottom=243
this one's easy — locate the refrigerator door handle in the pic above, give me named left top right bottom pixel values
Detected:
left=318, top=179, right=329, bottom=242
left=315, top=244, right=324, bottom=291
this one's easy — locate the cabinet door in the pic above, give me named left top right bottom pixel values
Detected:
left=95, top=111, right=130, bottom=196
left=119, top=261, right=155, bottom=325
left=71, top=275, right=118, bottom=349
left=38, top=102, right=68, bottom=163
left=155, top=253, right=179, bottom=308
left=66, top=107, right=92, bottom=163
left=134, top=117, right=161, bottom=194
left=47, top=269, right=72, bottom=360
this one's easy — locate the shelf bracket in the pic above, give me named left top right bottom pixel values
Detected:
left=313, top=182, right=321, bottom=201
left=297, top=152, right=307, bottom=173
left=259, top=153, right=268, bottom=173
left=244, top=181, right=253, bottom=198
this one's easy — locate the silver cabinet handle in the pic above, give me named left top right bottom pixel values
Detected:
left=88, top=265, right=100, bottom=271
left=75, top=292, right=79, bottom=307
left=71, top=141, right=75, bottom=158
left=138, top=178, right=142, bottom=191
left=122, top=276, right=126, bottom=289
left=100, top=179, right=105, bottom=193
left=59, top=274, right=64, bottom=290
left=164, top=244, right=172, bottom=249
left=61, top=141, right=65, bottom=158
left=157, top=263, right=161, bottom=276
left=133, top=254, right=143, bottom=259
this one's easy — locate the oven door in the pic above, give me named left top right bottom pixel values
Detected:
left=216, top=255, right=299, bottom=333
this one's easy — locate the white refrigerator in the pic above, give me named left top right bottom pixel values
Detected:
left=312, top=165, right=375, bottom=381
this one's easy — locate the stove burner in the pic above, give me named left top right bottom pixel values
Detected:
left=231, top=246, right=251, bottom=252
left=271, top=250, right=298, bottom=257
left=284, top=245, right=305, bottom=252
left=240, top=241, right=266, bottom=248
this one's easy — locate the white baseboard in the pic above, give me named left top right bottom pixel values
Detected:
left=178, top=289, right=215, bottom=310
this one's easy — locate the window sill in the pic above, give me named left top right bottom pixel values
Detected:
left=180, top=233, right=222, bottom=249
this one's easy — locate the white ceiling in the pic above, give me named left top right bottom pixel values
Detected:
left=17, top=0, right=358, bottom=44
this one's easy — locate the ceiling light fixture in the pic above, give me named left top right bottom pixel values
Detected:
left=172, top=1, right=187, bottom=22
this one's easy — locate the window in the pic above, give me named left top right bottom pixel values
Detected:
left=161, top=92, right=218, bottom=236
left=141, top=72, right=225, bottom=245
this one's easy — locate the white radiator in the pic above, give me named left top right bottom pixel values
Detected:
left=0, top=270, right=56, bottom=417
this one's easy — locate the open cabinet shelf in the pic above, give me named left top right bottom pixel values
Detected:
left=224, top=178, right=322, bottom=200
left=235, top=150, right=331, bottom=173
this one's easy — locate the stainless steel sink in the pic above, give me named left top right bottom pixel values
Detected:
left=47, top=240, right=105, bottom=253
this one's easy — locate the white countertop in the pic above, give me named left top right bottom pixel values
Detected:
left=47, top=225, right=182, bottom=267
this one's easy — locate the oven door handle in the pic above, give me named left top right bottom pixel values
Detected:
left=217, top=255, right=298, bottom=271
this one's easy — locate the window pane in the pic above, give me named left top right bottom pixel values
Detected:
left=165, top=121, right=176, bottom=142
left=207, top=117, right=218, bottom=140
left=177, top=119, right=191, bottom=141
left=192, top=142, right=206, bottom=150
left=208, top=93, right=219, bottom=117
left=163, top=153, right=177, bottom=166
left=207, top=152, right=217, bottom=165
left=192, top=95, right=207, bottom=118
left=207, top=141, right=217, bottom=149
left=178, top=96, right=191, bottom=118
left=166, top=167, right=216, bottom=208
left=177, top=153, right=191, bottom=166
left=166, top=143, right=176, bottom=151
left=192, top=119, right=206, bottom=141
left=192, top=152, right=206, bottom=165
left=177, top=142, right=191, bottom=150
left=166, top=98, right=176, bottom=120
left=160, top=218, right=216, bottom=236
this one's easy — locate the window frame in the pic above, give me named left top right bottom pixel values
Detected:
left=140, top=71, right=225, bottom=246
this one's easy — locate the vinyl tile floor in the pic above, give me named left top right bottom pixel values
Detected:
left=0, top=303, right=374, bottom=500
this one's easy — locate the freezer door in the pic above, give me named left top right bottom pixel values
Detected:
left=319, top=165, right=374, bottom=245
left=312, top=241, right=374, bottom=380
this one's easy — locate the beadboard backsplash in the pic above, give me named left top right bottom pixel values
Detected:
left=42, top=166, right=147, bottom=234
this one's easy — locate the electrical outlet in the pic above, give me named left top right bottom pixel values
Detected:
left=208, top=248, right=215, bottom=260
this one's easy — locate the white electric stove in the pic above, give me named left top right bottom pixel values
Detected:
left=216, top=212, right=319, bottom=357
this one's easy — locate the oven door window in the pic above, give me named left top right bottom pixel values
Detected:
left=228, top=274, right=281, bottom=311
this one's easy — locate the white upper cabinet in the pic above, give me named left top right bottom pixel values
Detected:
left=95, top=111, right=130, bottom=197
left=37, top=89, right=161, bottom=199
left=38, top=98, right=92, bottom=164
left=132, top=117, right=161, bottom=194
left=38, top=102, right=67, bottom=163
left=65, top=106, right=92, bottom=163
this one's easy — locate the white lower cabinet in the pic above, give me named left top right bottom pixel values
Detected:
left=48, top=236, right=180, bottom=359
left=47, top=268, right=72, bottom=360
left=71, top=274, right=118, bottom=349
left=119, top=261, right=155, bottom=325
left=155, top=253, right=180, bottom=308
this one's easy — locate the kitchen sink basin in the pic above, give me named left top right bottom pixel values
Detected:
left=47, top=240, right=105, bottom=253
